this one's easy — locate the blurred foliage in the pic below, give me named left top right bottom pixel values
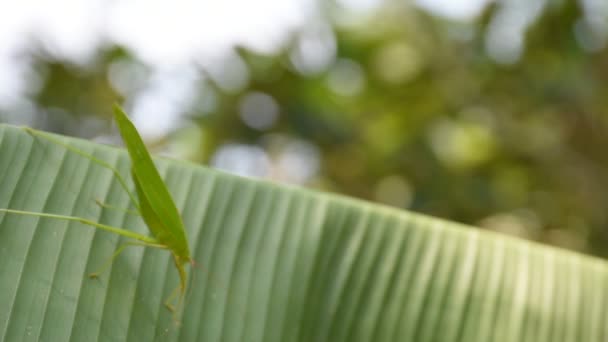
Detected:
left=1, top=1, right=607, bottom=257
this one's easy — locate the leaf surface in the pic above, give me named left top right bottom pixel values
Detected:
left=0, top=124, right=607, bottom=342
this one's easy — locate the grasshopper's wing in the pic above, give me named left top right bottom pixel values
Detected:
left=132, top=173, right=189, bottom=294
left=112, top=105, right=190, bottom=263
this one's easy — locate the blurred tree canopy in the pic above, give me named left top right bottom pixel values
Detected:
left=1, top=0, right=607, bottom=257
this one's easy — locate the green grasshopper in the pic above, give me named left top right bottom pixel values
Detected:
left=0, top=105, right=192, bottom=313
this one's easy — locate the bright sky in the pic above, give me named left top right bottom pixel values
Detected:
left=0, top=0, right=318, bottom=128
left=416, top=0, right=490, bottom=20
left=0, top=0, right=493, bottom=182
left=0, top=0, right=488, bottom=137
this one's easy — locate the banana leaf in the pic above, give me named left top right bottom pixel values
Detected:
left=0, top=124, right=606, bottom=342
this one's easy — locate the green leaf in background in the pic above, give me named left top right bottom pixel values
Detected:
left=0, top=124, right=607, bottom=342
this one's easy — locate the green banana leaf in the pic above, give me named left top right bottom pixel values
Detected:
left=0, top=124, right=607, bottom=342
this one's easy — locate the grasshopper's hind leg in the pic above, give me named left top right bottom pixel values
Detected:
left=89, top=240, right=168, bottom=278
